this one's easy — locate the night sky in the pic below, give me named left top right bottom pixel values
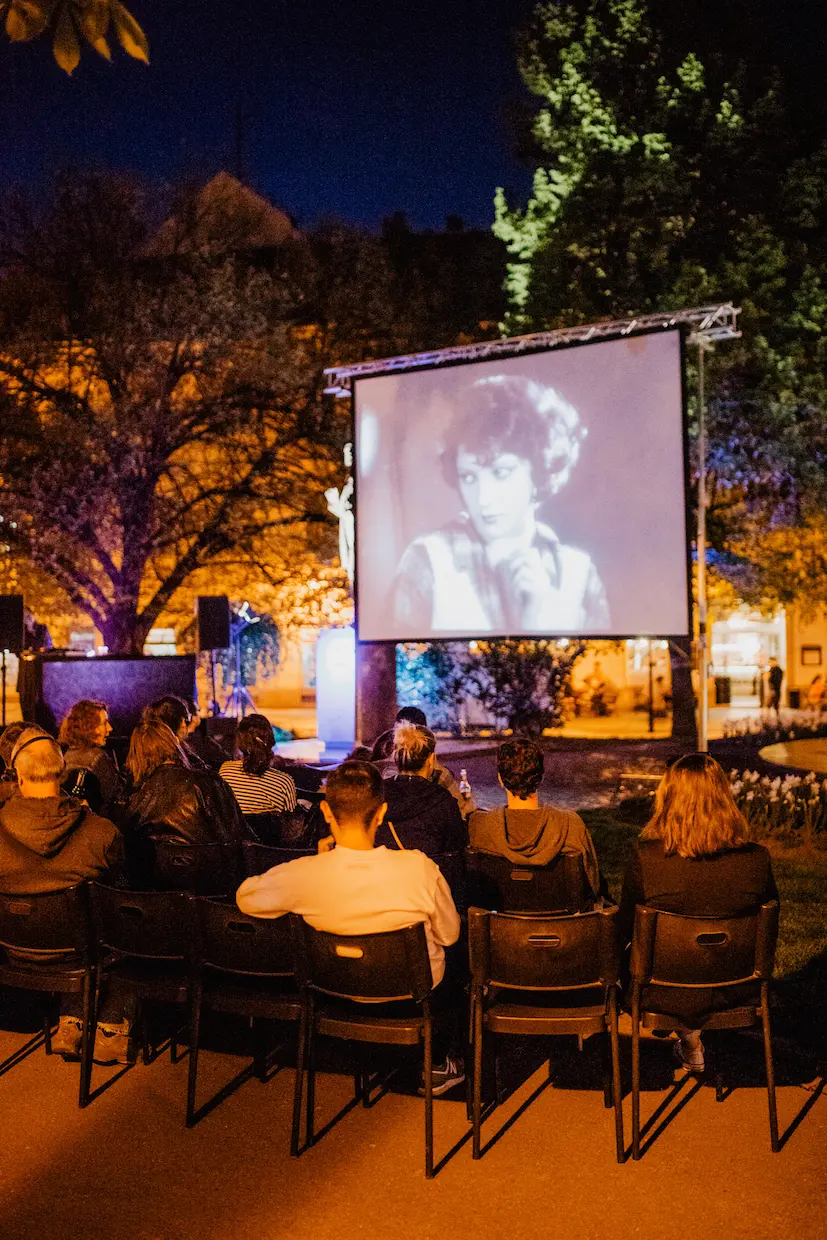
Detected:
left=1, top=0, right=534, bottom=230
left=2, top=0, right=825, bottom=232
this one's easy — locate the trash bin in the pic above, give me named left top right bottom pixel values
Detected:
left=789, top=689, right=801, bottom=710
left=714, top=676, right=731, bottom=705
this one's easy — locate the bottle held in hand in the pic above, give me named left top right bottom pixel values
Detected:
left=459, top=768, right=472, bottom=801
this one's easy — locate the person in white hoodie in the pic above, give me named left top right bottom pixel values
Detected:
left=236, top=759, right=464, bottom=1094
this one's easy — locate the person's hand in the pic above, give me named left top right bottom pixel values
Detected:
left=317, top=834, right=335, bottom=854
left=506, top=548, right=555, bottom=627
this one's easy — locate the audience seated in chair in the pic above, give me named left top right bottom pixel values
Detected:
left=0, top=721, right=42, bottom=806
left=58, top=699, right=124, bottom=816
left=371, top=706, right=477, bottom=817
left=219, top=714, right=297, bottom=815
left=0, top=729, right=130, bottom=1063
left=617, top=752, right=779, bottom=1072
left=236, top=759, right=464, bottom=1094
left=377, top=721, right=467, bottom=862
left=468, top=738, right=601, bottom=898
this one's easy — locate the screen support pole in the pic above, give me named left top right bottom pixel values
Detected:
left=696, top=340, right=710, bottom=753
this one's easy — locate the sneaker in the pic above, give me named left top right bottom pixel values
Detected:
left=93, top=1021, right=132, bottom=1065
left=51, top=1016, right=83, bottom=1059
left=419, top=1056, right=465, bottom=1097
left=672, top=1038, right=704, bottom=1074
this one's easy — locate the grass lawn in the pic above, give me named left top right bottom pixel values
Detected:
left=582, top=806, right=827, bottom=1051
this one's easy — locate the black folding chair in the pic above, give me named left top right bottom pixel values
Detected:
left=469, top=905, right=624, bottom=1163
left=241, top=841, right=316, bottom=878
left=187, top=899, right=301, bottom=1126
left=90, top=884, right=197, bottom=1067
left=243, top=810, right=314, bottom=848
left=628, top=901, right=780, bottom=1159
left=0, top=884, right=95, bottom=1107
left=148, top=839, right=242, bottom=897
left=466, top=849, right=592, bottom=914
left=291, top=918, right=439, bottom=1177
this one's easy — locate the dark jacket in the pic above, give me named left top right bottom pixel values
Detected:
left=0, top=793, right=123, bottom=893
left=378, top=774, right=467, bottom=859
left=124, top=762, right=255, bottom=847
left=618, top=837, right=779, bottom=1023
left=469, top=806, right=601, bottom=895
left=63, top=745, right=124, bottom=812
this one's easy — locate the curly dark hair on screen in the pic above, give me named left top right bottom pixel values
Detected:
left=497, top=738, right=544, bottom=799
left=236, top=714, right=275, bottom=776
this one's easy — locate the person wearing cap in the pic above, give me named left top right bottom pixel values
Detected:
left=0, top=728, right=129, bottom=1063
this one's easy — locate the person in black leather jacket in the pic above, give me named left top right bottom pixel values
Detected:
left=123, top=719, right=255, bottom=847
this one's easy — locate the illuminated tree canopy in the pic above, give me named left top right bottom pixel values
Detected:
left=1, top=0, right=148, bottom=73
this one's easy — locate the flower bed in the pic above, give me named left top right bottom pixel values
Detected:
left=730, top=769, right=827, bottom=843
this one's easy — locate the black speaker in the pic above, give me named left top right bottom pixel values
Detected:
left=0, top=595, right=24, bottom=654
left=197, top=596, right=231, bottom=651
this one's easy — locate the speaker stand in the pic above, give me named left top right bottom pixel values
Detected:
left=208, top=651, right=222, bottom=718
left=1, top=649, right=6, bottom=728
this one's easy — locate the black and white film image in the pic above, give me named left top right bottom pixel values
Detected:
left=354, top=331, right=689, bottom=641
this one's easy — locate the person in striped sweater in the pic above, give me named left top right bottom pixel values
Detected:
left=220, top=715, right=297, bottom=815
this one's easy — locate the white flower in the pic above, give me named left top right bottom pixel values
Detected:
left=746, top=790, right=755, bottom=800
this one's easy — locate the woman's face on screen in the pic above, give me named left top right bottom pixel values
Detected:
left=456, top=448, right=535, bottom=543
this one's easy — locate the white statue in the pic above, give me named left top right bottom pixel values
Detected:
left=325, top=443, right=355, bottom=584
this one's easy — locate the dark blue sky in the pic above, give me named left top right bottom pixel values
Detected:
left=0, top=0, right=535, bottom=230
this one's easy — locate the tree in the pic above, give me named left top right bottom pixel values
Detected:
left=2, top=0, right=148, bottom=73
left=0, top=172, right=344, bottom=653
left=494, top=0, right=827, bottom=612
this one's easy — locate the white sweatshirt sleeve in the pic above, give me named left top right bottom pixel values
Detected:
left=236, top=869, right=292, bottom=919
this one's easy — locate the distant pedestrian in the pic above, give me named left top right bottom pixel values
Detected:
left=767, top=658, right=784, bottom=716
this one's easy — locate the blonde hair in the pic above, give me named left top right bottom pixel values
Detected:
left=126, top=719, right=189, bottom=788
left=641, top=753, right=750, bottom=859
left=393, top=721, right=436, bottom=773
left=12, top=729, right=65, bottom=784
left=58, top=699, right=108, bottom=749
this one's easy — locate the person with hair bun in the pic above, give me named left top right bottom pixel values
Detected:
left=617, top=753, right=779, bottom=1073
left=468, top=738, right=600, bottom=895
left=391, top=374, right=610, bottom=634
left=377, top=721, right=466, bottom=860
left=219, top=714, right=297, bottom=815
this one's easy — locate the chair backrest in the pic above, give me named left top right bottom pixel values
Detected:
left=194, top=898, right=294, bottom=977
left=468, top=906, right=619, bottom=992
left=241, top=841, right=316, bottom=878
left=291, top=917, right=433, bottom=1004
left=90, top=884, right=196, bottom=961
left=148, top=839, right=241, bottom=896
left=429, top=851, right=467, bottom=913
left=466, top=849, right=592, bottom=914
left=244, top=809, right=313, bottom=848
left=630, top=902, right=779, bottom=989
left=0, top=884, right=91, bottom=960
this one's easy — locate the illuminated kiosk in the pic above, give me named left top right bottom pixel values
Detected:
left=324, top=305, right=740, bottom=751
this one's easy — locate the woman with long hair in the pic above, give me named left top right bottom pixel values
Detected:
left=219, top=714, right=297, bottom=815
left=58, top=698, right=123, bottom=811
left=617, top=753, right=778, bottom=1072
left=124, top=719, right=252, bottom=848
left=377, top=721, right=466, bottom=860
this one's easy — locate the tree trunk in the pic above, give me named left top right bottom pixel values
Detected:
left=100, top=604, right=152, bottom=655
left=669, top=636, right=698, bottom=748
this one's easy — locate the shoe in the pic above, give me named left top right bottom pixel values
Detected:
left=673, top=1038, right=704, bottom=1073
left=419, top=1056, right=465, bottom=1097
left=51, top=1016, right=83, bottom=1059
left=93, top=1021, right=132, bottom=1065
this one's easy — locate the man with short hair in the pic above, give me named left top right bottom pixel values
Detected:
left=236, top=759, right=464, bottom=1093
left=469, top=738, right=601, bottom=896
left=0, top=729, right=129, bottom=1062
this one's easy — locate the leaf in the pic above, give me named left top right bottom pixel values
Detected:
left=5, top=0, right=49, bottom=41
left=77, top=0, right=110, bottom=43
left=87, top=32, right=111, bottom=59
left=111, top=0, right=148, bottom=63
left=52, top=4, right=80, bottom=73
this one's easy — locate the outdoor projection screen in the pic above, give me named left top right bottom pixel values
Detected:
left=354, top=329, right=690, bottom=642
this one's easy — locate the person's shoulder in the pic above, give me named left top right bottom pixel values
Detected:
left=77, top=806, right=120, bottom=843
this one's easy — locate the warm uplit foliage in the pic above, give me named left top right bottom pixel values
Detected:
left=1, top=0, right=148, bottom=73
left=497, top=0, right=827, bottom=611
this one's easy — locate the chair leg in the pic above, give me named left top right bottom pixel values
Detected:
left=423, top=1010, right=434, bottom=1180
left=304, top=996, right=316, bottom=1150
left=43, top=1003, right=53, bottom=1056
left=78, top=973, right=95, bottom=1109
left=253, top=1018, right=268, bottom=1082
left=291, top=999, right=308, bottom=1157
left=601, top=1031, right=612, bottom=1109
left=609, top=995, right=625, bottom=1165
left=472, top=995, right=483, bottom=1160
left=761, top=987, right=780, bottom=1152
left=715, top=1071, right=725, bottom=1102
left=186, top=988, right=202, bottom=1128
left=631, top=997, right=641, bottom=1160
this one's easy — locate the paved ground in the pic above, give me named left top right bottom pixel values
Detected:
left=0, top=1010, right=823, bottom=1240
